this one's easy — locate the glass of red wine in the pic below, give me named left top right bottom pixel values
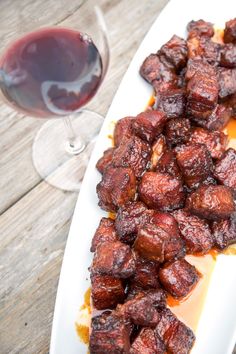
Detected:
left=0, top=0, right=109, bottom=191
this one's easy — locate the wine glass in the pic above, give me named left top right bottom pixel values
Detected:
left=0, top=0, right=109, bottom=191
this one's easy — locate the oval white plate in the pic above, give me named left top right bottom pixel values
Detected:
left=50, top=0, right=236, bottom=353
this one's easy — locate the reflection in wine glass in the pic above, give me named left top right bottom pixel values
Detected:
left=0, top=0, right=109, bottom=191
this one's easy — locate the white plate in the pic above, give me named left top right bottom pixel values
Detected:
left=50, top=0, right=236, bottom=353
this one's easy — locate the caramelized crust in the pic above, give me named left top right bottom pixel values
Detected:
left=96, top=166, right=136, bottom=212
left=133, top=110, right=167, bottom=143
left=114, top=116, right=134, bottom=146
left=91, top=217, right=118, bottom=252
left=186, top=185, right=235, bottom=220
left=130, top=328, right=165, bottom=354
left=214, top=148, right=236, bottom=193
left=139, top=171, right=185, bottom=211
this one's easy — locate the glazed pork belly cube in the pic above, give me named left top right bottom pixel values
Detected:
left=90, top=311, right=130, bottom=354
left=150, top=134, right=167, bottom=170
left=118, top=292, right=159, bottom=327
left=186, top=185, right=235, bottom=221
left=188, top=127, right=228, bottom=159
left=138, top=172, right=185, bottom=211
left=112, top=136, right=151, bottom=178
left=191, top=103, right=232, bottom=131
left=159, top=259, right=199, bottom=298
left=187, top=19, right=214, bottom=39
left=115, top=201, right=153, bottom=244
left=114, top=116, right=134, bottom=146
left=91, top=217, right=118, bottom=252
left=140, top=53, right=177, bottom=87
left=91, top=275, right=125, bottom=310
left=131, top=254, right=160, bottom=289
left=155, top=88, right=186, bottom=119
left=212, top=215, right=236, bottom=250
left=159, top=35, right=188, bottom=70
left=175, top=143, right=213, bottom=189
left=217, top=67, right=236, bottom=98
left=214, top=148, right=236, bottom=194
left=132, top=110, right=167, bottom=143
left=91, top=240, right=136, bottom=279
left=96, top=166, right=136, bottom=212
left=223, top=93, right=236, bottom=115
left=130, top=328, right=165, bottom=354
left=151, top=211, right=181, bottom=239
left=134, top=223, right=185, bottom=263
left=126, top=287, right=167, bottom=307
left=220, top=43, right=236, bottom=68
left=224, top=18, right=236, bottom=43
left=186, top=69, right=218, bottom=118
left=96, top=147, right=114, bottom=174
left=172, top=209, right=214, bottom=254
left=185, top=58, right=215, bottom=81
left=165, top=117, right=191, bottom=145
left=187, top=36, right=221, bottom=66
left=156, top=307, right=195, bottom=354
left=156, top=150, right=182, bottom=180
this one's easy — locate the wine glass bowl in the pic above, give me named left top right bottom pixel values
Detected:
left=0, top=0, right=109, bottom=191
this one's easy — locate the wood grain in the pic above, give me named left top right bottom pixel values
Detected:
left=0, top=0, right=170, bottom=353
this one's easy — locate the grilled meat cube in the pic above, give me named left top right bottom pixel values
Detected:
left=155, top=88, right=186, bottom=119
left=191, top=103, right=232, bottom=131
left=223, top=92, right=236, bottom=115
left=112, top=136, right=151, bottom=178
left=165, top=117, right=191, bottom=145
left=186, top=185, right=235, bottom=220
left=156, top=307, right=195, bottom=354
left=131, top=254, right=160, bottom=289
left=172, top=209, right=213, bottom=254
left=132, top=110, right=167, bottom=143
left=224, top=93, right=236, bottom=115
left=96, top=148, right=114, bottom=174
left=91, top=217, right=118, bottom=252
left=115, top=201, right=153, bottom=244
left=118, top=293, right=160, bottom=327
left=151, top=211, right=181, bottom=239
left=212, top=215, right=236, bottom=249
left=97, top=166, right=136, bottom=212
left=91, top=241, right=136, bottom=279
left=175, top=143, right=213, bottom=189
left=140, top=53, right=177, bottom=86
left=159, top=35, right=188, bottom=70
left=224, top=18, right=236, bottom=43
left=188, top=127, right=228, bottom=159
left=126, top=286, right=167, bottom=306
left=114, top=116, right=134, bottom=147
left=214, top=148, right=236, bottom=193
left=185, top=58, right=215, bottom=81
left=159, top=259, right=199, bottom=298
left=220, top=43, right=236, bottom=68
left=150, top=134, right=167, bottom=170
left=187, top=36, right=221, bottom=65
left=134, top=223, right=185, bottom=262
left=91, top=275, right=125, bottom=310
left=90, top=311, right=131, bottom=354
left=130, top=328, right=166, bottom=354
left=139, top=171, right=185, bottom=211
left=187, top=19, right=214, bottom=39
left=186, top=70, right=218, bottom=118
left=156, top=150, right=182, bottom=180
left=217, top=67, right=236, bottom=98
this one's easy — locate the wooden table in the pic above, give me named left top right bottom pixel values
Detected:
left=0, top=1, right=235, bottom=353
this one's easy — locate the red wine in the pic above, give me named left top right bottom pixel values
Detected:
left=0, top=27, right=103, bottom=117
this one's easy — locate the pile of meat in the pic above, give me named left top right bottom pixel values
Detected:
left=89, top=19, right=236, bottom=354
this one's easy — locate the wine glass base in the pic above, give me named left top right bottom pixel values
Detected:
left=32, top=109, right=103, bottom=192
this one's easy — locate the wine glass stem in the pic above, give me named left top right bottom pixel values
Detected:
left=63, top=116, right=85, bottom=155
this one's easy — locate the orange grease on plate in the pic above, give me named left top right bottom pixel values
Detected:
left=108, top=212, right=116, bottom=220
left=167, top=252, right=217, bottom=331
left=225, top=118, right=236, bottom=149
left=75, top=288, right=91, bottom=345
